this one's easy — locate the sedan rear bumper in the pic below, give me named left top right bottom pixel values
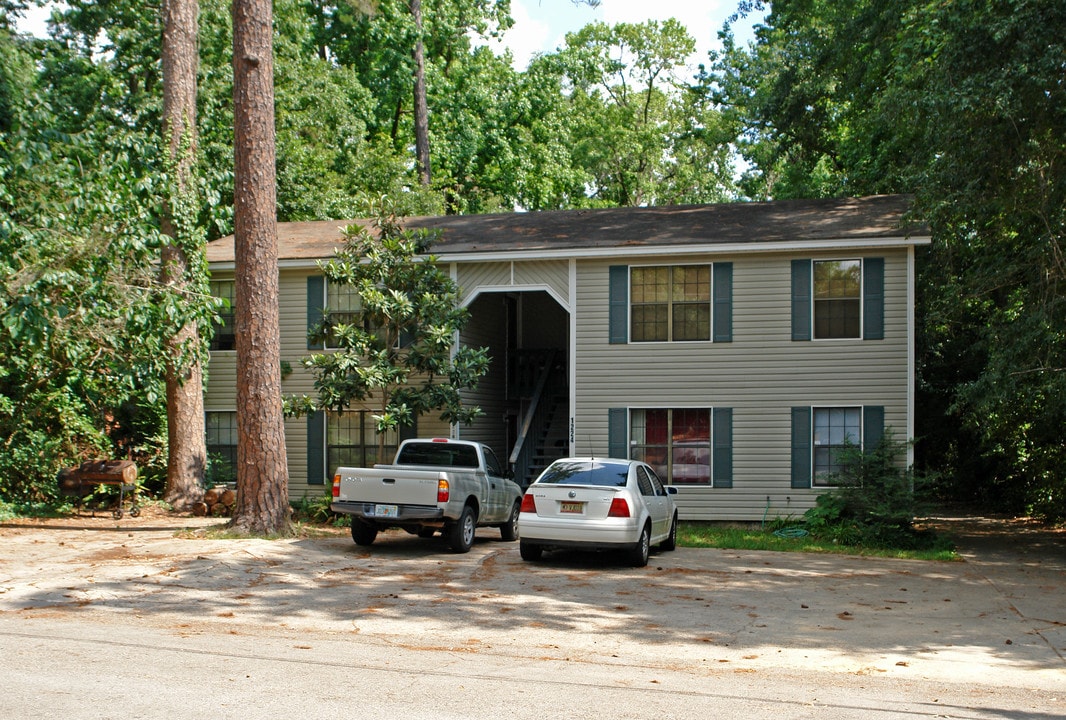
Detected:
left=518, top=516, right=641, bottom=549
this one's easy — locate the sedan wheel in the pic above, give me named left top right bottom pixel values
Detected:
left=628, top=523, right=651, bottom=567
left=660, top=513, right=678, bottom=551
left=519, top=540, right=543, bottom=561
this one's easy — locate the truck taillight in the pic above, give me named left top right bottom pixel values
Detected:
left=332, top=474, right=341, bottom=498
left=520, top=493, right=536, bottom=513
left=608, top=497, right=630, bottom=518
left=437, top=478, right=450, bottom=503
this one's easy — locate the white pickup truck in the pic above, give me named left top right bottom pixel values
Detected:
left=330, top=438, right=524, bottom=553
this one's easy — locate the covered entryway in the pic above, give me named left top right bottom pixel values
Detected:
left=459, top=289, right=570, bottom=487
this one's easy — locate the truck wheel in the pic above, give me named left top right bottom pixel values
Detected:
left=448, top=505, right=477, bottom=553
left=627, top=523, right=651, bottom=567
left=500, top=500, right=520, bottom=541
left=519, top=540, right=542, bottom=561
left=351, top=521, right=377, bottom=546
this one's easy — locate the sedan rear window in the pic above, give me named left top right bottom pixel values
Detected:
left=536, top=461, right=629, bottom=487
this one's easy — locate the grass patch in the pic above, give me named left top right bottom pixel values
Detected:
left=677, top=521, right=959, bottom=561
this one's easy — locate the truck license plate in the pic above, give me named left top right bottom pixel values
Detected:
left=560, top=502, right=584, bottom=514
left=373, top=504, right=399, bottom=518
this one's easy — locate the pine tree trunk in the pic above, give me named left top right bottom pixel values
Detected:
left=410, top=0, right=431, bottom=186
left=230, top=0, right=291, bottom=535
left=161, top=0, right=206, bottom=510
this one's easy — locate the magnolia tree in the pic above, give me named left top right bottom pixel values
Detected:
left=300, top=203, right=489, bottom=458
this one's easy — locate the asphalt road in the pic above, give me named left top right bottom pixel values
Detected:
left=1, top=512, right=1063, bottom=719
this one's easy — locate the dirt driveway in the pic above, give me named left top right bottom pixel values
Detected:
left=1, top=507, right=1063, bottom=700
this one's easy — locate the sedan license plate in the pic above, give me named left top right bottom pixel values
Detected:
left=373, top=504, right=399, bottom=518
left=559, top=501, right=584, bottom=514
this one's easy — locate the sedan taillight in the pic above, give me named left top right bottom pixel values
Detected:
left=608, top=497, right=630, bottom=518
left=520, top=493, right=536, bottom=513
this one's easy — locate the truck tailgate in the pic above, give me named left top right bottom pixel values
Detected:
left=335, top=467, right=443, bottom=506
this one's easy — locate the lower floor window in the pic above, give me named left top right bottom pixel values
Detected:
left=813, top=407, right=861, bottom=484
left=328, top=411, right=399, bottom=472
left=629, top=408, right=711, bottom=485
left=206, top=411, right=237, bottom=485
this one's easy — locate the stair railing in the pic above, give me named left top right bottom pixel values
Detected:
left=508, top=350, right=559, bottom=487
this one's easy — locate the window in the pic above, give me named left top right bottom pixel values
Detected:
left=813, top=407, right=862, bottom=484
left=814, top=260, right=861, bottom=339
left=205, top=411, right=237, bottom=484
left=629, top=408, right=711, bottom=485
left=631, top=265, right=711, bottom=342
left=325, top=280, right=363, bottom=349
left=327, top=410, right=399, bottom=472
left=209, top=280, right=236, bottom=351
left=792, top=405, right=884, bottom=489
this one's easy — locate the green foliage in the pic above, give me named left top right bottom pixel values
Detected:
left=0, top=27, right=173, bottom=503
left=291, top=491, right=350, bottom=527
left=677, top=520, right=956, bottom=561
left=546, top=19, right=736, bottom=207
left=299, top=199, right=490, bottom=455
left=802, top=433, right=940, bottom=550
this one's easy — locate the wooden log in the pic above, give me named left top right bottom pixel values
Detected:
left=204, top=487, right=221, bottom=505
left=210, top=502, right=228, bottom=517
left=192, top=502, right=209, bottom=517
left=76, top=459, right=137, bottom=485
left=219, top=488, right=236, bottom=506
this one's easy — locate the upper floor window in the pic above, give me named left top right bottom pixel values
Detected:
left=209, top=280, right=235, bottom=351
left=631, top=265, right=711, bottom=342
left=325, top=280, right=363, bottom=349
left=792, top=257, right=884, bottom=342
left=814, top=260, right=861, bottom=339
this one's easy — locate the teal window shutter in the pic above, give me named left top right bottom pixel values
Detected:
left=713, top=263, right=733, bottom=343
left=307, top=275, right=325, bottom=350
left=791, top=260, right=812, bottom=341
left=863, top=405, right=885, bottom=451
left=399, top=418, right=418, bottom=443
left=608, top=408, right=627, bottom=458
left=863, top=257, right=885, bottom=340
left=791, top=407, right=812, bottom=488
left=712, top=407, right=733, bottom=488
left=609, top=266, right=629, bottom=344
left=307, top=410, right=325, bottom=485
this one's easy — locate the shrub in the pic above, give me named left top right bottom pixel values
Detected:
left=291, top=491, right=350, bottom=527
left=804, top=431, right=940, bottom=550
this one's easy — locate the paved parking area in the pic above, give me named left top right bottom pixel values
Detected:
left=1, top=511, right=1062, bottom=700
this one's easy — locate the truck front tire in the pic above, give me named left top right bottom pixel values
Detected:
left=448, top=504, right=477, bottom=553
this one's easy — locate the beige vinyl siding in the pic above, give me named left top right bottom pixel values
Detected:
left=456, top=260, right=569, bottom=308
left=573, top=250, right=912, bottom=522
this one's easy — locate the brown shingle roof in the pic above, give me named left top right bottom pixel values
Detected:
left=206, top=194, right=927, bottom=264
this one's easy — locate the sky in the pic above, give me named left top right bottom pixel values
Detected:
left=496, top=0, right=759, bottom=71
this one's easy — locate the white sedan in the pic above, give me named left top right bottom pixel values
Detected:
left=517, top=457, right=678, bottom=567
